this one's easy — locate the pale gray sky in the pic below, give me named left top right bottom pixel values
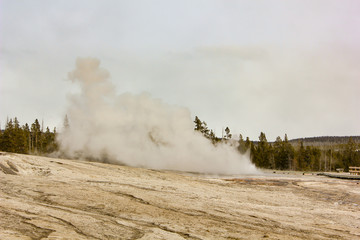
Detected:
left=1, top=0, right=359, bottom=140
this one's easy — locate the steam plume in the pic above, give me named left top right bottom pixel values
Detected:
left=58, top=57, right=257, bottom=174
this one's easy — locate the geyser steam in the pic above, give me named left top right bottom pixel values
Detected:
left=58, top=58, right=257, bottom=174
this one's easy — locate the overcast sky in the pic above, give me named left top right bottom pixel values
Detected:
left=1, top=0, right=359, bottom=141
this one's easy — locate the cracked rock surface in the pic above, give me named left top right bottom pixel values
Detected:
left=1, top=152, right=359, bottom=239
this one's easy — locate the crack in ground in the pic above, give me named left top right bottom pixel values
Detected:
left=0, top=209, right=55, bottom=240
left=48, top=215, right=102, bottom=240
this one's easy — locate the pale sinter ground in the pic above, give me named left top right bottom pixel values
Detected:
left=0, top=152, right=359, bottom=240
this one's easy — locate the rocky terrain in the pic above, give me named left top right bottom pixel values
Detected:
left=1, top=152, right=359, bottom=239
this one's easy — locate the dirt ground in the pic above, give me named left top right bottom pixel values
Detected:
left=1, top=152, right=359, bottom=240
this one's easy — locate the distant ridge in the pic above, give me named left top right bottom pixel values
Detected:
left=289, top=136, right=360, bottom=146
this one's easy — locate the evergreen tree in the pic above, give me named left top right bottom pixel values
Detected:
left=311, top=147, right=321, bottom=171
left=13, top=117, right=27, bottom=153
left=201, top=121, right=210, bottom=138
left=343, top=137, right=358, bottom=171
left=194, top=116, right=203, bottom=132
left=0, top=117, right=57, bottom=155
left=250, top=141, right=256, bottom=164
left=245, top=137, right=251, bottom=150
left=268, top=144, right=275, bottom=169
left=193, top=116, right=217, bottom=143
left=0, top=119, right=15, bottom=152
left=273, top=136, right=285, bottom=169
left=283, top=134, right=295, bottom=170
left=303, top=146, right=312, bottom=170
left=238, top=134, right=247, bottom=154
left=296, top=141, right=305, bottom=170
left=224, top=127, right=232, bottom=140
left=23, top=123, right=31, bottom=153
left=52, top=127, right=59, bottom=152
left=209, top=129, right=220, bottom=144
left=255, top=132, right=272, bottom=168
left=31, top=119, right=41, bottom=153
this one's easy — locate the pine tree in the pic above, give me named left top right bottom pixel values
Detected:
left=31, top=119, right=41, bottom=153
left=255, top=132, right=272, bottom=168
left=0, top=119, right=15, bottom=152
left=273, top=136, right=284, bottom=169
left=245, top=137, right=251, bottom=150
left=343, top=137, right=358, bottom=171
left=201, top=121, right=210, bottom=138
left=42, top=127, right=52, bottom=153
left=283, top=134, right=295, bottom=170
left=52, top=127, right=59, bottom=152
left=193, top=116, right=214, bottom=141
left=269, top=144, right=275, bottom=168
left=209, top=130, right=219, bottom=144
left=23, top=123, right=31, bottom=153
left=224, top=127, right=232, bottom=140
left=0, top=124, right=2, bottom=146
left=194, top=116, right=203, bottom=132
left=250, top=141, right=257, bottom=165
left=304, top=146, right=312, bottom=171
left=238, top=134, right=248, bottom=154
left=296, top=141, right=305, bottom=170
left=13, top=117, right=27, bottom=153
left=311, top=147, right=321, bottom=171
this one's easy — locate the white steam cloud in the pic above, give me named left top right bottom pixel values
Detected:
left=57, top=57, right=257, bottom=174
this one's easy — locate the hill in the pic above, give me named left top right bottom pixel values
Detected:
left=289, top=136, right=360, bottom=147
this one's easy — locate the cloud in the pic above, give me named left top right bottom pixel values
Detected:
left=1, top=0, right=359, bottom=140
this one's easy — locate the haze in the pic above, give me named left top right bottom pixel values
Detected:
left=1, top=0, right=359, bottom=140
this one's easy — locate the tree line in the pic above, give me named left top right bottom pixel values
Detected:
left=0, top=117, right=58, bottom=154
left=194, top=116, right=360, bottom=172
left=1, top=116, right=359, bottom=172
